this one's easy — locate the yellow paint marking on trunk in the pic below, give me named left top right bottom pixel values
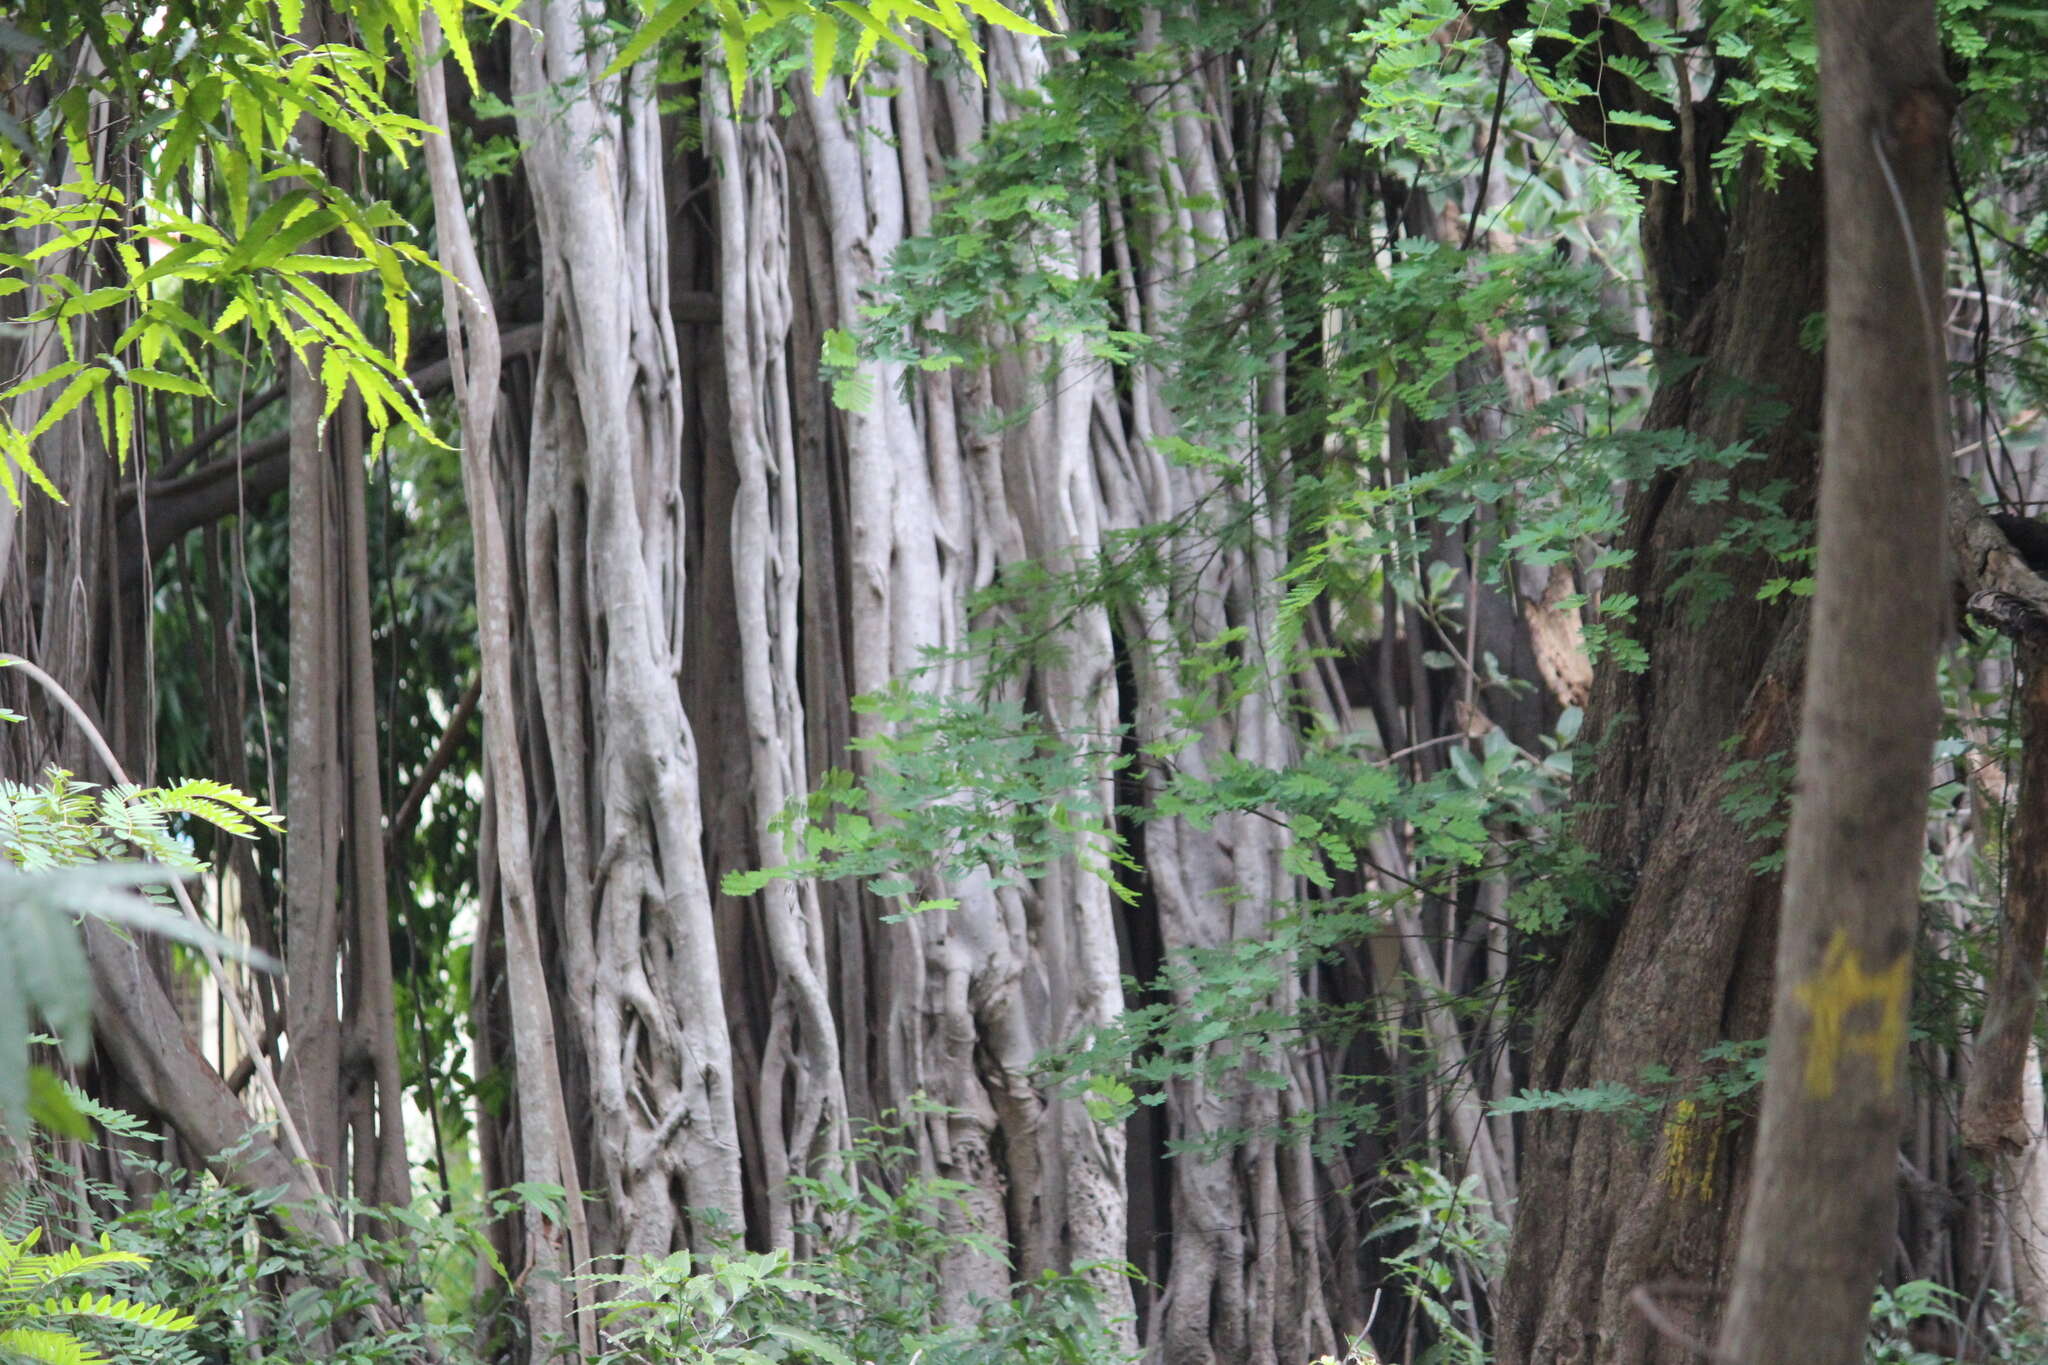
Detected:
left=1793, top=930, right=1909, bottom=1098
left=1660, top=1098, right=1717, bottom=1202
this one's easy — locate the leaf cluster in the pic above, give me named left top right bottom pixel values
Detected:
left=0, top=767, right=279, bottom=1138
left=0, top=0, right=514, bottom=500
left=583, top=1119, right=1132, bottom=1365
left=0, top=1227, right=194, bottom=1365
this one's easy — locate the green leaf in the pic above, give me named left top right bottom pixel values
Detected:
left=955, top=0, right=1056, bottom=37
left=0, top=1326, right=104, bottom=1365
left=721, top=867, right=777, bottom=896
left=120, top=368, right=213, bottom=398
left=603, top=0, right=706, bottom=80
left=157, top=75, right=223, bottom=189
left=27, top=369, right=109, bottom=441
left=718, top=5, right=750, bottom=109
left=1603, top=108, right=1675, bottom=131
left=0, top=362, right=84, bottom=406
left=430, top=0, right=483, bottom=92
left=759, top=1325, right=856, bottom=1365
left=810, top=13, right=839, bottom=94
left=25, top=1068, right=87, bottom=1140
left=829, top=0, right=923, bottom=70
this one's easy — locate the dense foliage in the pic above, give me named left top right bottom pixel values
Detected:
left=3, top=0, right=2048, bottom=1359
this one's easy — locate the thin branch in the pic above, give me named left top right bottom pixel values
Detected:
left=1461, top=53, right=1513, bottom=253
left=386, top=674, right=481, bottom=848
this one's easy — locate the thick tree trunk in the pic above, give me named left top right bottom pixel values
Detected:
left=790, top=57, right=1138, bottom=1318
left=707, top=69, right=849, bottom=1251
left=1716, top=0, right=1951, bottom=1351
left=452, top=10, right=1541, bottom=1361
left=510, top=0, right=746, bottom=1257
left=471, top=15, right=1339, bottom=1358
left=1497, top=164, right=1828, bottom=1363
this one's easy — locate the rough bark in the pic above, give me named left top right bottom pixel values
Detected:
left=1496, top=155, right=1825, bottom=1361
left=707, top=68, right=849, bottom=1250
left=795, top=64, right=1076, bottom=1314
left=1715, top=0, right=1952, bottom=1354
left=511, top=0, right=746, bottom=1256
left=453, top=11, right=1542, bottom=1360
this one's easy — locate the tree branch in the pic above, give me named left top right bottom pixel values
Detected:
left=1949, top=480, right=2048, bottom=638
left=116, top=286, right=720, bottom=576
left=386, top=674, right=481, bottom=848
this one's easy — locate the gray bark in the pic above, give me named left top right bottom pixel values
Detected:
left=512, top=0, right=746, bottom=1256
left=708, top=68, right=849, bottom=1250
left=418, top=18, right=591, bottom=1351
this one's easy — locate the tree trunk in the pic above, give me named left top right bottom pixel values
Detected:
left=274, top=3, right=412, bottom=1217
left=1497, top=163, right=1827, bottom=1364
left=788, top=53, right=1139, bottom=1319
left=416, top=17, right=591, bottom=1352
left=2001, top=1044, right=2048, bottom=1323
left=469, top=15, right=1340, bottom=1358
left=0, top=75, right=405, bottom=1308
left=281, top=342, right=346, bottom=1188
left=1965, top=637, right=2048, bottom=1154
left=1716, top=0, right=1952, bottom=1354
left=509, top=0, right=747, bottom=1259
left=707, top=67, right=849, bottom=1251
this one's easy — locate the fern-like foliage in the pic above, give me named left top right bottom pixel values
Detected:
left=0, top=1326, right=99, bottom=1365
left=0, top=770, right=281, bottom=878
left=0, top=768, right=281, bottom=1137
left=0, top=1230, right=194, bottom=1365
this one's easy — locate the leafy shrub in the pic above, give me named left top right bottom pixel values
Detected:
left=1368, top=1162, right=1503, bottom=1365
left=10, top=1096, right=525, bottom=1365
left=0, top=1226, right=194, bottom=1365
left=9, top=1099, right=1133, bottom=1365
left=585, top=1119, right=1133, bottom=1365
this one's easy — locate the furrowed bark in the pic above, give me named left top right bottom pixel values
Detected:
left=709, top=65, right=849, bottom=1251
left=1498, top=162, right=1826, bottom=1364
left=1109, top=20, right=1335, bottom=1359
left=780, top=36, right=1152, bottom=1332
left=798, top=70, right=1017, bottom=1311
left=972, top=32, right=1135, bottom=1330
left=513, top=0, right=745, bottom=1253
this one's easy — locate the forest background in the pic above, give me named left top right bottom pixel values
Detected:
left=1, top=0, right=2047, bottom=1361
